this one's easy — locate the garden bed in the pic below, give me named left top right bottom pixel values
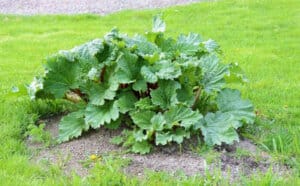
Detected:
left=27, top=115, right=289, bottom=181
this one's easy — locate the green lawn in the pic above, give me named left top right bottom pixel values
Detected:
left=0, top=0, right=299, bottom=185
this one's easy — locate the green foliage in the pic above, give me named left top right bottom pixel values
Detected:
left=43, top=55, right=81, bottom=99
left=216, top=88, right=255, bottom=127
left=85, top=101, right=120, bottom=129
left=28, top=16, right=255, bottom=154
left=198, top=55, right=229, bottom=93
left=26, top=123, right=52, bottom=147
left=1, top=0, right=298, bottom=184
left=58, top=110, right=88, bottom=142
left=199, top=111, right=239, bottom=146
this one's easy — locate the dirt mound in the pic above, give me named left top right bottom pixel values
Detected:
left=27, top=116, right=289, bottom=180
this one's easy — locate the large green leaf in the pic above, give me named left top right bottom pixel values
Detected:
left=104, top=28, right=121, bottom=41
left=116, top=91, right=138, bottom=113
left=150, top=113, right=166, bottom=131
left=59, top=39, right=105, bottom=63
left=199, top=55, right=229, bottom=93
left=176, top=84, right=194, bottom=107
left=152, top=15, right=166, bottom=33
left=155, top=35, right=176, bottom=58
left=115, top=50, right=139, bottom=84
left=43, top=56, right=80, bottom=98
left=203, top=39, right=219, bottom=53
left=141, top=60, right=182, bottom=82
left=140, top=66, right=158, bottom=83
left=88, top=81, right=118, bottom=106
left=155, top=128, right=190, bottom=145
left=172, top=128, right=190, bottom=144
left=130, top=110, right=156, bottom=130
left=154, top=60, right=182, bottom=80
left=199, top=112, right=239, bottom=146
left=155, top=132, right=173, bottom=145
left=150, top=80, right=181, bottom=109
left=176, top=33, right=202, bottom=55
left=87, top=67, right=100, bottom=81
left=58, top=50, right=76, bottom=62
left=132, top=78, right=148, bottom=92
left=133, top=130, right=149, bottom=142
left=143, top=52, right=160, bottom=64
left=125, top=35, right=159, bottom=56
left=85, top=101, right=119, bottom=129
left=132, top=113, right=166, bottom=142
left=132, top=140, right=151, bottom=154
left=217, top=88, right=255, bottom=126
left=164, top=105, right=203, bottom=129
left=58, top=110, right=89, bottom=142
left=134, top=97, right=157, bottom=110
left=71, top=39, right=105, bottom=63
left=178, top=58, right=202, bottom=87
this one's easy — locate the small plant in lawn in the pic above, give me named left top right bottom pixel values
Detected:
left=26, top=123, right=53, bottom=147
left=28, top=15, right=255, bottom=154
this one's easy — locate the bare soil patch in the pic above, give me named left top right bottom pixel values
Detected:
left=27, top=115, right=289, bottom=181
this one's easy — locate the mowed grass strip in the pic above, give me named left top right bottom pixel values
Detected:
left=0, top=0, right=299, bottom=185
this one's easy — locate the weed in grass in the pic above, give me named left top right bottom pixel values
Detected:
left=25, top=123, right=53, bottom=147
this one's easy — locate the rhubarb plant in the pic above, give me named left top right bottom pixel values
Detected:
left=28, top=15, right=255, bottom=154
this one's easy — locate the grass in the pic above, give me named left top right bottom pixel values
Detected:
left=0, top=0, right=299, bottom=185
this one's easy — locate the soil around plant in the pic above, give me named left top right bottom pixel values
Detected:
left=27, top=115, right=290, bottom=181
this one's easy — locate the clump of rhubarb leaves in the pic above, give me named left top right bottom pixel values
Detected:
left=28, top=16, right=255, bottom=154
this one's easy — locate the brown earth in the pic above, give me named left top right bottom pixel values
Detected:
left=27, top=115, right=290, bottom=181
